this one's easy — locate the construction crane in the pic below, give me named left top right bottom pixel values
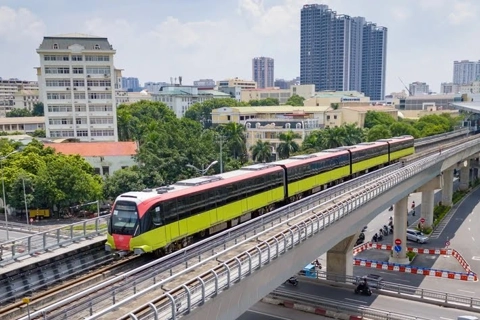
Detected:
left=398, top=77, right=412, bottom=96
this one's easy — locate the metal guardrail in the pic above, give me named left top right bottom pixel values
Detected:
left=269, top=289, right=432, bottom=320
left=85, top=136, right=480, bottom=319
left=414, top=128, right=470, bottom=147
left=23, top=159, right=404, bottom=319
left=308, top=271, right=480, bottom=310
left=0, top=216, right=108, bottom=265
left=0, top=130, right=461, bottom=267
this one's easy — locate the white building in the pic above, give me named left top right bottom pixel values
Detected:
left=13, top=90, right=40, bottom=112
left=46, top=141, right=137, bottom=176
left=440, top=82, right=460, bottom=94
left=408, top=81, right=430, bottom=96
left=152, top=85, right=230, bottom=118
left=453, top=60, right=480, bottom=84
left=0, top=78, right=39, bottom=116
left=144, top=82, right=169, bottom=93
left=116, top=90, right=152, bottom=105
left=36, top=33, right=122, bottom=142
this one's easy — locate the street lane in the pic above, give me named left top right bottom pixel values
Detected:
left=280, top=281, right=477, bottom=320
left=238, top=302, right=330, bottom=320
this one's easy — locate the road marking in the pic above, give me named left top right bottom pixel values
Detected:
left=468, top=227, right=471, bottom=231
left=440, top=317, right=453, bottom=320
left=394, top=278, right=410, bottom=283
left=344, top=298, right=367, bottom=304
left=248, top=309, right=292, bottom=320
left=472, top=256, right=480, bottom=261
left=469, top=219, right=471, bottom=222
left=473, top=237, right=476, bottom=242
left=458, top=289, right=475, bottom=294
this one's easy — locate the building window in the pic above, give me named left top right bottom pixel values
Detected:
left=90, top=117, right=113, bottom=124
left=53, top=43, right=59, bottom=49
left=74, top=93, right=86, bottom=99
left=73, top=67, right=84, bottom=74
left=89, top=105, right=113, bottom=112
left=45, top=67, right=70, bottom=74
left=47, top=93, right=71, bottom=100
left=88, top=93, right=112, bottom=100
left=85, top=55, right=109, bottom=62
left=333, top=115, right=337, bottom=120
left=91, top=129, right=114, bottom=136
left=94, top=44, right=100, bottom=50
left=75, top=105, right=86, bottom=112
left=72, top=55, right=83, bottom=61
left=94, top=168, right=101, bottom=175
left=87, top=80, right=112, bottom=87
left=73, top=80, right=85, bottom=87
left=46, top=80, right=70, bottom=87
left=48, top=105, right=72, bottom=112
left=102, top=166, right=110, bottom=175
left=76, top=118, right=87, bottom=124
left=77, top=130, right=88, bottom=137
left=86, top=67, right=110, bottom=75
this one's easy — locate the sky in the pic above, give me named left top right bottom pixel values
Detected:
left=0, top=0, right=479, bottom=94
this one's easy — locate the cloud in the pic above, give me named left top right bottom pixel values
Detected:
left=448, top=1, right=477, bottom=25
left=390, top=6, right=411, bottom=21
left=0, top=6, right=46, bottom=42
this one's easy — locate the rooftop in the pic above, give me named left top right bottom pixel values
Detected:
left=38, top=35, right=113, bottom=51
left=213, top=105, right=330, bottom=114
left=46, top=141, right=137, bottom=157
left=342, top=105, right=397, bottom=112
left=0, top=117, right=44, bottom=125
left=451, top=102, right=480, bottom=114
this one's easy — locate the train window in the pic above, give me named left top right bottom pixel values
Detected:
left=151, top=206, right=163, bottom=226
left=217, top=187, right=226, bottom=206
left=205, top=189, right=216, bottom=211
left=162, top=201, right=178, bottom=225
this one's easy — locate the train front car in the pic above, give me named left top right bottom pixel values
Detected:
left=105, top=198, right=141, bottom=257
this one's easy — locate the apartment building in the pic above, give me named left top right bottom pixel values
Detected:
left=453, top=60, right=480, bottom=84
left=409, top=82, right=430, bottom=96
left=116, top=90, right=152, bottom=105
left=252, top=57, right=274, bottom=89
left=217, top=78, right=257, bottom=90
left=0, top=78, right=39, bottom=115
left=240, top=84, right=315, bottom=104
left=36, top=33, right=122, bottom=142
left=152, top=85, right=230, bottom=118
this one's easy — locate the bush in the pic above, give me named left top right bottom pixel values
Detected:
left=406, top=251, right=417, bottom=262
left=433, top=205, right=451, bottom=227
left=452, top=190, right=468, bottom=204
left=416, top=225, right=433, bottom=234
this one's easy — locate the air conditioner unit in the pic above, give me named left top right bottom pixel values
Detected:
left=66, top=87, right=70, bottom=90
left=74, top=101, right=78, bottom=103
left=87, top=75, right=91, bottom=78
left=87, top=88, right=91, bottom=90
left=73, top=88, right=77, bottom=90
left=105, top=87, right=109, bottom=90
left=104, top=74, right=109, bottom=77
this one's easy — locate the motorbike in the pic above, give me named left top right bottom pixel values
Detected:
left=354, top=283, right=372, bottom=296
left=285, top=277, right=298, bottom=286
left=388, top=205, right=393, bottom=211
left=383, top=225, right=389, bottom=235
left=389, top=226, right=394, bottom=234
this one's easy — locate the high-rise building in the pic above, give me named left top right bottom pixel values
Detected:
left=409, top=82, right=430, bottom=96
left=300, top=4, right=387, bottom=100
left=36, top=33, right=122, bottom=141
left=252, top=57, right=274, bottom=88
left=453, top=60, right=480, bottom=84
left=121, top=77, right=140, bottom=91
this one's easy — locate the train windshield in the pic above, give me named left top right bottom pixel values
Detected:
left=111, top=201, right=138, bottom=235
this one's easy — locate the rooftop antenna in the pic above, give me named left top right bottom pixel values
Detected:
left=179, top=76, right=182, bottom=86
left=170, top=77, right=173, bottom=85
left=174, top=77, right=177, bottom=85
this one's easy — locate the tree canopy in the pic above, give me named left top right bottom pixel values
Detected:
left=285, top=94, right=305, bottom=106
left=0, top=139, right=102, bottom=216
left=6, top=108, right=33, bottom=117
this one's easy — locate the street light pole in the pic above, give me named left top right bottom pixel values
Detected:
left=186, top=160, right=218, bottom=176
left=22, top=178, right=28, bottom=225
left=216, top=135, right=225, bottom=174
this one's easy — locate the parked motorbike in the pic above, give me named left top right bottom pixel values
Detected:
left=389, top=226, right=394, bottom=234
left=388, top=205, right=393, bottom=211
left=354, top=283, right=372, bottom=296
left=285, top=277, right=298, bottom=286
left=383, top=225, right=389, bottom=235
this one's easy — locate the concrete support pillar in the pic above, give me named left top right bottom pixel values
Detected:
left=326, top=234, right=356, bottom=277
left=459, top=164, right=470, bottom=191
left=420, top=190, right=434, bottom=227
left=442, top=169, right=454, bottom=206
left=389, top=196, right=410, bottom=265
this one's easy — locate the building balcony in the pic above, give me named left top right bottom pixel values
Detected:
left=46, top=99, right=72, bottom=104
left=47, top=124, right=75, bottom=130
left=44, top=73, right=73, bottom=79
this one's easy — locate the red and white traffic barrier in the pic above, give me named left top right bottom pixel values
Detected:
left=262, top=296, right=363, bottom=319
left=353, top=242, right=478, bottom=281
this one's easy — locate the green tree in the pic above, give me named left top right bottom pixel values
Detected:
left=277, top=131, right=301, bottom=159
left=184, top=98, right=241, bottom=128
left=389, top=122, right=420, bottom=138
left=103, top=166, right=156, bottom=200
left=285, top=94, right=305, bottom=106
left=320, top=127, right=346, bottom=149
left=367, top=125, right=392, bottom=141
left=339, top=123, right=365, bottom=145
left=250, top=140, right=272, bottom=163
left=31, top=129, right=46, bottom=138
left=248, top=98, right=279, bottom=106
left=32, top=102, right=44, bottom=116
left=364, top=111, right=395, bottom=129
left=219, top=122, right=247, bottom=160
left=6, top=109, right=33, bottom=117
left=301, top=131, right=323, bottom=153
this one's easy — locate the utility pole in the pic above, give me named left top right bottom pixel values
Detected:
left=216, top=135, right=225, bottom=173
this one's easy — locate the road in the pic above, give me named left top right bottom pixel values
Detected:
left=312, top=179, right=458, bottom=270
left=238, top=302, right=330, bottom=320
left=279, top=281, right=477, bottom=320
left=0, top=229, right=32, bottom=242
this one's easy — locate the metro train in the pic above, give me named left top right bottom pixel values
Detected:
left=105, top=135, right=414, bottom=256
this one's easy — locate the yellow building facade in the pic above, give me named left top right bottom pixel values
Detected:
left=240, top=85, right=315, bottom=104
